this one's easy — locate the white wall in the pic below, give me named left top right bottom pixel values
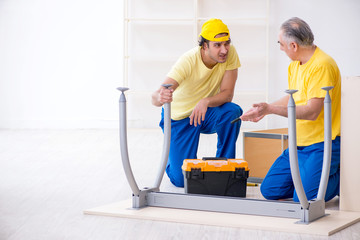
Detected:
left=0, top=0, right=123, bottom=128
left=0, top=0, right=359, bottom=129
left=267, top=0, right=360, bottom=128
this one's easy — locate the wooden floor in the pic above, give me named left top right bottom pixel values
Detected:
left=0, top=129, right=359, bottom=240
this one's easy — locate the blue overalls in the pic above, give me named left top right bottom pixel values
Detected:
left=160, top=102, right=242, bottom=187
left=260, top=136, right=341, bottom=202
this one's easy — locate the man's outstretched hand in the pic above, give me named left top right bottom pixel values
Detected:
left=240, top=102, right=269, bottom=122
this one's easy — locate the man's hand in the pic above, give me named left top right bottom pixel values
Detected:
left=158, top=87, right=174, bottom=105
left=189, top=98, right=209, bottom=127
left=240, top=102, right=269, bottom=122
left=152, top=78, right=178, bottom=107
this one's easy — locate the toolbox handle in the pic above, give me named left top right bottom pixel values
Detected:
left=202, top=157, right=228, bottom=161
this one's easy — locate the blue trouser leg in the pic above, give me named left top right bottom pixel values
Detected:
left=161, top=116, right=202, bottom=187
left=159, top=102, right=242, bottom=187
left=260, top=136, right=341, bottom=202
left=202, top=102, right=242, bottom=158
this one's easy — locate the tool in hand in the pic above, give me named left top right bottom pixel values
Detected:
left=231, top=117, right=241, bottom=124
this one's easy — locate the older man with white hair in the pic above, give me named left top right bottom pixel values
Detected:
left=241, top=17, right=341, bottom=202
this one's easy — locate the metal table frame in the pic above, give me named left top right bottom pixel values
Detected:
left=117, top=86, right=334, bottom=224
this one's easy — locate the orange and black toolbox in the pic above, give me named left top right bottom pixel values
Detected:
left=182, top=157, right=249, bottom=197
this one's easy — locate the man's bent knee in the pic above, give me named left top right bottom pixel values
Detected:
left=169, top=175, right=184, bottom=187
left=221, top=102, right=243, bottom=116
left=260, top=182, right=277, bottom=200
left=166, top=166, right=184, bottom=187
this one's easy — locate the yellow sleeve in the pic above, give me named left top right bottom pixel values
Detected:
left=166, top=54, right=192, bottom=85
left=307, top=64, right=337, bottom=99
left=225, top=45, right=241, bottom=70
left=287, top=62, right=296, bottom=88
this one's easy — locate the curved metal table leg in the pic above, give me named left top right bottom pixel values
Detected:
left=286, top=89, right=309, bottom=211
left=317, top=86, right=334, bottom=200
left=117, top=85, right=172, bottom=208
left=153, top=84, right=172, bottom=190
left=117, top=87, right=140, bottom=197
left=286, top=86, right=334, bottom=223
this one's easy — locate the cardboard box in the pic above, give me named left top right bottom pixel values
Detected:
left=243, top=128, right=288, bottom=181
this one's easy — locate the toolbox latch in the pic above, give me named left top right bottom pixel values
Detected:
left=234, top=167, right=249, bottom=179
left=187, top=168, right=204, bottom=179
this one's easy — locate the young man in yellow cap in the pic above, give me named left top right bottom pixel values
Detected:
left=152, top=18, right=242, bottom=187
left=241, top=17, right=341, bottom=202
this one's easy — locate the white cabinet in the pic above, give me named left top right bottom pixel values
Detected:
left=340, top=76, right=360, bottom=212
left=124, top=0, right=270, bottom=129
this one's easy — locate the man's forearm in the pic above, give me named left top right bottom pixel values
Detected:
left=268, top=98, right=324, bottom=120
left=268, top=103, right=288, bottom=117
left=205, top=90, right=234, bottom=108
left=266, top=95, right=289, bottom=117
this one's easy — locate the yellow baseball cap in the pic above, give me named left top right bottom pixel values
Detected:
left=200, top=18, right=230, bottom=42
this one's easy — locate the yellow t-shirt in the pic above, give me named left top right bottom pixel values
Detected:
left=167, top=45, right=241, bottom=120
left=288, top=47, right=341, bottom=146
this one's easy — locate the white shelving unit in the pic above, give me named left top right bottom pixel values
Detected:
left=123, top=0, right=270, bottom=129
